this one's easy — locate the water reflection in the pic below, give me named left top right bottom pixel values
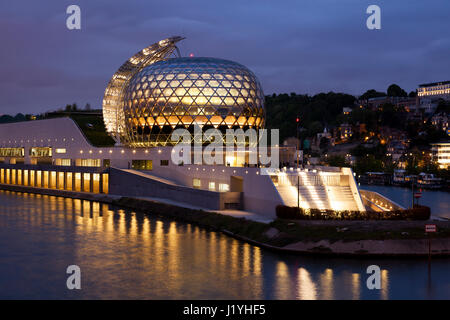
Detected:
left=0, top=190, right=449, bottom=299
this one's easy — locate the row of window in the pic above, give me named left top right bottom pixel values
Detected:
left=0, top=148, right=24, bottom=157
left=0, top=147, right=67, bottom=158
left=0, top=157, right=170, bottom=169
left=131, top=159, right=170, bottom=170
left=0, top=168, right=109, bottom=194
left=192, top=178, right=229, bottom=192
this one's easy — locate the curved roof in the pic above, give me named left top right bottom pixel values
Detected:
left=102, top=36, right=185, bottom=143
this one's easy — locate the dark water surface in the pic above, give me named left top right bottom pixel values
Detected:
left=0, top=190, right=449, bottom=299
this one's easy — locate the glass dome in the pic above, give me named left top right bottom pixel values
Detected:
left=121, top=57, right=265, bottom=147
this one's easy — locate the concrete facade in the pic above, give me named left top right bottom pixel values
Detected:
left=0, top=117, right=367, bottom=218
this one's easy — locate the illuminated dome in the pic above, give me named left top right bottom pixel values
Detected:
left=121, top=57, right=264, bottom=146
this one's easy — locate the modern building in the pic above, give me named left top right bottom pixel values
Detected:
left=431, top=142, right=450, bottom=169
left=0, top=37, right=395, bottom=218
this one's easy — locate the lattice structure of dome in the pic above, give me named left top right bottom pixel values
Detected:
left=122, top=57, right=265, bottom=146
left=102, top=36, right=185, bottom=143
left=102, top=37, right=265, bottom=147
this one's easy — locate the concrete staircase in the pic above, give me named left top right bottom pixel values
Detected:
left=275, top=184, right=360, bottom=211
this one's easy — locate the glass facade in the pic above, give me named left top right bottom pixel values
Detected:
left=121, top=57, right=265, bottom=147
left=0, top=168, right=108, bottom=194
left=103, top=36, right=185, bottom=142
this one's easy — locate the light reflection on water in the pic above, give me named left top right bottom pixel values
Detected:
left=0, top=190, right=449, bottom=300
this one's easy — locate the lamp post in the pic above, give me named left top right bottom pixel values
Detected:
left=296, top=116, right=300, bottom=209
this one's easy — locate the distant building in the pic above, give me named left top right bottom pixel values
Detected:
left=312, top=128, right=334, bottom=152
left=379, top=126, right=407, bottom=143
left=417, top=81, right=450, bottom=114
left=362, top=96, right=416, bottom=111
left=342, top=107, right=352, bottom=115
left=431, top=112, right=449, bottom=132
left=339, top=123, right=353, bottom=140
left=395, top=97, right=417, bottom=113
left=387, top=140, right=407, bottom=162
left=431, top=142, right=450, bottom=169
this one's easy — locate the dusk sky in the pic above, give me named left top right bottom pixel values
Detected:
left=0, top=0, right=449, bottom=114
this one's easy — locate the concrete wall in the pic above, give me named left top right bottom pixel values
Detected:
left=109, top=167, right=240, bottom=211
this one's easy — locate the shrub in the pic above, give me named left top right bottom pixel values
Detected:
left=275, top=205, right=431, bottom=220
left=275, top=205, right=303, bottom=219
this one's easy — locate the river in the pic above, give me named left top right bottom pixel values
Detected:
left=0, top=190, right=449, bottom=299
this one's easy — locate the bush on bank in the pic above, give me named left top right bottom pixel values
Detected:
left=275, top=205, right=431, bottom=220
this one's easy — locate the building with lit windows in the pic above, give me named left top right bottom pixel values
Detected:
left=431, top=142, right=450, bottom=169
left=417, top=81, right=450, bottom=113
left=0, top=37, right=396, bottom=218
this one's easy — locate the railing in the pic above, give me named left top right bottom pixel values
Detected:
left=359, top=189, right=405, bottom=212
left=275, top=172, right=345, bottom=187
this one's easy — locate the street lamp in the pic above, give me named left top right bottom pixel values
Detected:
left=296, top=116, right=300, bottom=209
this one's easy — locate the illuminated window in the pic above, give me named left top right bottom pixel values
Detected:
left=55, top=159, right=71, bottom=166
left=92, top=173, right=100, bottom=194
left=0, top=168, right=4, bottom=184
left=208, top=182, right=216, bottom=191
left=30, top=170, right=36, bottom=187
left=49, top=171, right=56, bottom=189
left=76, top=159, right=101, bottom=167
left=83, top=173, right=91, bottom=192
left=6, top=169, right=10, bottom=184
left=57, top=172, right=64, bottom=190
left=0, top=148, right=24, bottom=157
left=74, top=173, right=81, bottom=191
left=55, top=148, right=67, bottom=154
left=219, top=183, right=230, bottom=192
left=23, top=170, right=28, bottom=186
left=102, top=174, right=109, bottom=194
left=11, top=169, right=16, bottom=185
left=29, top=147, right=52, bottom=157
left=131, top=160, right=152, bottom=170
left=17, top=170, right=22, bottom=185
left=43, top=171, right=49, bottom=188
left=66, top=172, right=72, bottom=191
left=193, top=178, right=201, bottom=189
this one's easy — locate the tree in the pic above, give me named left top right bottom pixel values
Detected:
left=325, top=155, right=348, bottom=167
left=435, top=100, right=450, bottom=114
left=379, top=103, right=407, bottom=129
left=387, top=84, right=407, bottom=97
left=353, top=155, right=384, bottom=175
left=65, top=104, right=72, bottom=112
left=408, top=91, right=417, bottom=98
left=360, top=89, right=386, bottom=100
left=85, top=103, right=91, bottom=111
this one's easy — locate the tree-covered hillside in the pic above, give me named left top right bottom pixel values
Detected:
left=265, top=92, right=356, bottom=142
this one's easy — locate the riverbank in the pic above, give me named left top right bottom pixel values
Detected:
left=1, top=184, right=450, bottom=257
